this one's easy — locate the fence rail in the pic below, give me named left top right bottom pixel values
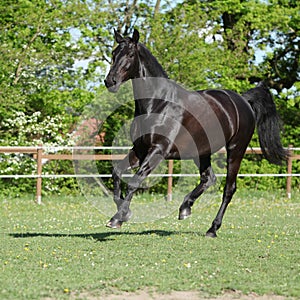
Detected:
left=0, top=146, right=299, bottom=203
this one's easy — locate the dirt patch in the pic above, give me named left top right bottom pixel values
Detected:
left=75, top=290, right=289, bottom=300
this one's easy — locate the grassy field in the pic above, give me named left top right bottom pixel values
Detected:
left=0, top=189, right=299, bottom=299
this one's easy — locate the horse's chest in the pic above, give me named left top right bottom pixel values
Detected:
left=130, top=110, right=183, bottom=151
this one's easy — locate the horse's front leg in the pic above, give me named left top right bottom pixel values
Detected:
left=112, top=149, right=139, bottom=205
left=111, top=150, right=139, bottom=225
left=107, top=146, right=165, bottom=228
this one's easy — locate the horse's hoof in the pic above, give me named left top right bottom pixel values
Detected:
left=178, top=207, right=191, bottom=220
left=106, top=218, right=123, bottom=229
left=205, top=231, right=217, bottom=238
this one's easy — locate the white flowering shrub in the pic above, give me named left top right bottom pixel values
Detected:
left=1, top=111, right=74, bottom=147
left=0, top=111, right=78, bottom=196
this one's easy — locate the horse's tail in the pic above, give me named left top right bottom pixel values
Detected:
left=242, top=81, right=288, bottom=165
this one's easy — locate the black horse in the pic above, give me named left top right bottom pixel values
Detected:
left=104, top=29, right=287, bottom=237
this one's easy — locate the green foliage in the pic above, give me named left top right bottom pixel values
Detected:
left=0, top=0, right=299, bottom=194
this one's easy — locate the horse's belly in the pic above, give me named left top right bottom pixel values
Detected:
left=170, top=130, right=225, bottom=159
left=169, top=110, right=228, bottom=158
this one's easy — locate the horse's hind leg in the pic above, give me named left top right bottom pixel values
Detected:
left=179, top=156, right=216, bottom=220
left=206, top=148, right=244, bottom=238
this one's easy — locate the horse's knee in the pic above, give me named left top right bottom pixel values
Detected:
left=200, top=166, right=216, bottom=188
left=112, top=167, right=121, bottom=180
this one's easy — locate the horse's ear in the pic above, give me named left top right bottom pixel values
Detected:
left=132, top=29, right=139, bottom=44
left=114, top=29, right=124, bottom=43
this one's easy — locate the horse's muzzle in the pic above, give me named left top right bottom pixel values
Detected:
left=104, top=77, right=119, bottom=93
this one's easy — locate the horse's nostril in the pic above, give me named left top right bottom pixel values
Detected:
left=112, top=78, right=117, bottom=85
left=104, top=77, right=117, bottom=88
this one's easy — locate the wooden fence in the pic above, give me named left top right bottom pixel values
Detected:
left=0, top=146, right=299, bottom=203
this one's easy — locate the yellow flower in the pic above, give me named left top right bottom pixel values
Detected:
left=184, top=263, right=191, bottom=268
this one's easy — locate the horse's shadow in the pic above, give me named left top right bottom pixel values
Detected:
left=9, top=230, right=205, bottom=242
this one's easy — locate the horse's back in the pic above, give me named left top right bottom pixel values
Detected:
left=195, top=89, right=255, bottom=151
left=197, top=89, right=255, bottom=124
left=207, top=89, right=255, bottom=147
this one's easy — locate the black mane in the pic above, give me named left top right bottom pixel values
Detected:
left=137, top=43, right=169, bottom=79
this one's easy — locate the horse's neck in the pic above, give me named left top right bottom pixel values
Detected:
left=132, top=77, right=178, bottom=115
left=132, top=45, right=172, bottom=114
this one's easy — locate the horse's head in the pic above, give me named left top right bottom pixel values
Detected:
left=104, top=29, right=140, bottom=92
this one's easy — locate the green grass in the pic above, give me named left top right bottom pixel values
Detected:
left=0, top=190, right=299, bottom=299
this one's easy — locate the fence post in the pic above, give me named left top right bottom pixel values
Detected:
left=286, top=145, right=293, bottom=199
left=167, top=160, right=173, bottom=201
left=36, top=145, right=43, bottom=204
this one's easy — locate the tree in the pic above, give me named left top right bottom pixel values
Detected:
left=0, top=0, right=299, bottom=194
left=0, top=0, right=99, bottom=132
left=0, top=0, right=103, bottom=195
